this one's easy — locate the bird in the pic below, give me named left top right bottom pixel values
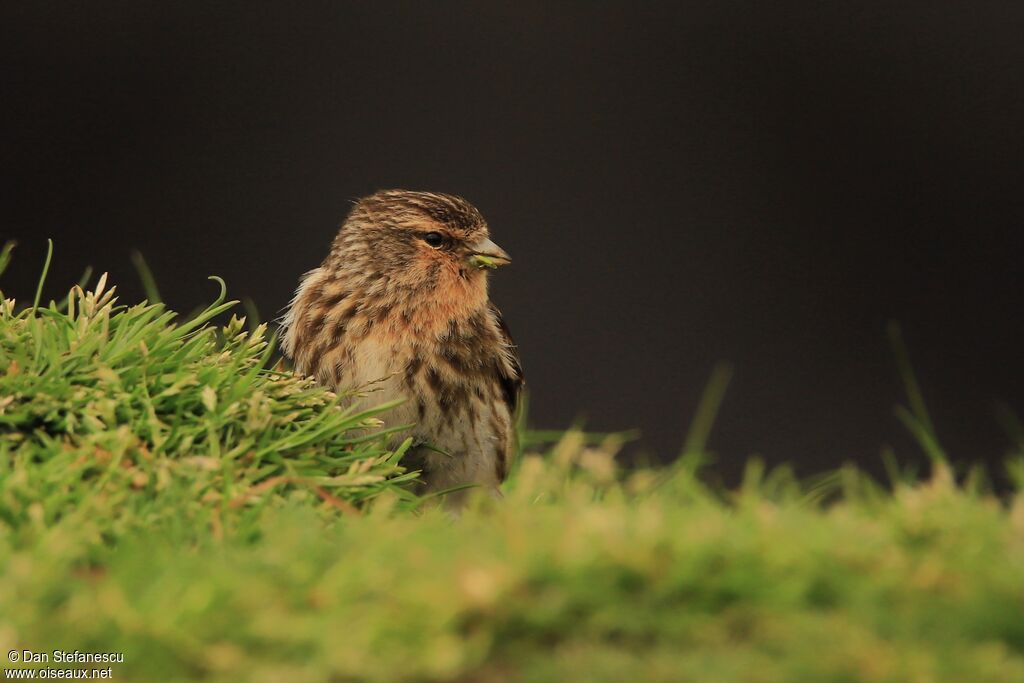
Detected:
left=281, top=190, right=523, bottom=499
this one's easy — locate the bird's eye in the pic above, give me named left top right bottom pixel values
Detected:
left=422, top=232, right=445, bottom=248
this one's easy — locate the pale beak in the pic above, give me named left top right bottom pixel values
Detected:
left=467, top=237, right=511, bottom=269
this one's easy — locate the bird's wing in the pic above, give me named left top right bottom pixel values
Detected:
left=489, top=302, right=523, bottom=418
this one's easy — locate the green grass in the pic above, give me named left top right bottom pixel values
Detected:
left=0, top=241, right=418, bottom=553
left=2, top=243, right=1024, bottom=682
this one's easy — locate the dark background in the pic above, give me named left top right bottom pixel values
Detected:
left=3, top=1, right=1022, bottom=483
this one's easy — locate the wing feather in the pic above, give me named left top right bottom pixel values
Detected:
left=489, top=303, right=523, bottom=418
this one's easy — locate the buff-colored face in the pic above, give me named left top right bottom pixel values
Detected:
left=400, top=213, right=510, bottom=274
left=332, top=190, right=511, bottom=296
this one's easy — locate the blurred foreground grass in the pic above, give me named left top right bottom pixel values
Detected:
left=2, top=243, right=1023, bottom=682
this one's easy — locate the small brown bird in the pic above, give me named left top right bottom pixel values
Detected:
left=281, top=190, right=523, bottom=497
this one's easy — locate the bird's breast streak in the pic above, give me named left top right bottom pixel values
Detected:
left=338, top=329, right=506, bottom=488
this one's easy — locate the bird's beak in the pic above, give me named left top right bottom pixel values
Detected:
left=467, top=238, right=511, bottom=269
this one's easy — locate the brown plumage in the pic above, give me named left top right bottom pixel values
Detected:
left=281, top=190, right=523, bottom=497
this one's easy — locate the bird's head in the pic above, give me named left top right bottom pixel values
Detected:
left=328, top=190, right=510, bottom=299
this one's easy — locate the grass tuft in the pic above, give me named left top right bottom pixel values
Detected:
left=0, top=243, right=417, bottom=555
